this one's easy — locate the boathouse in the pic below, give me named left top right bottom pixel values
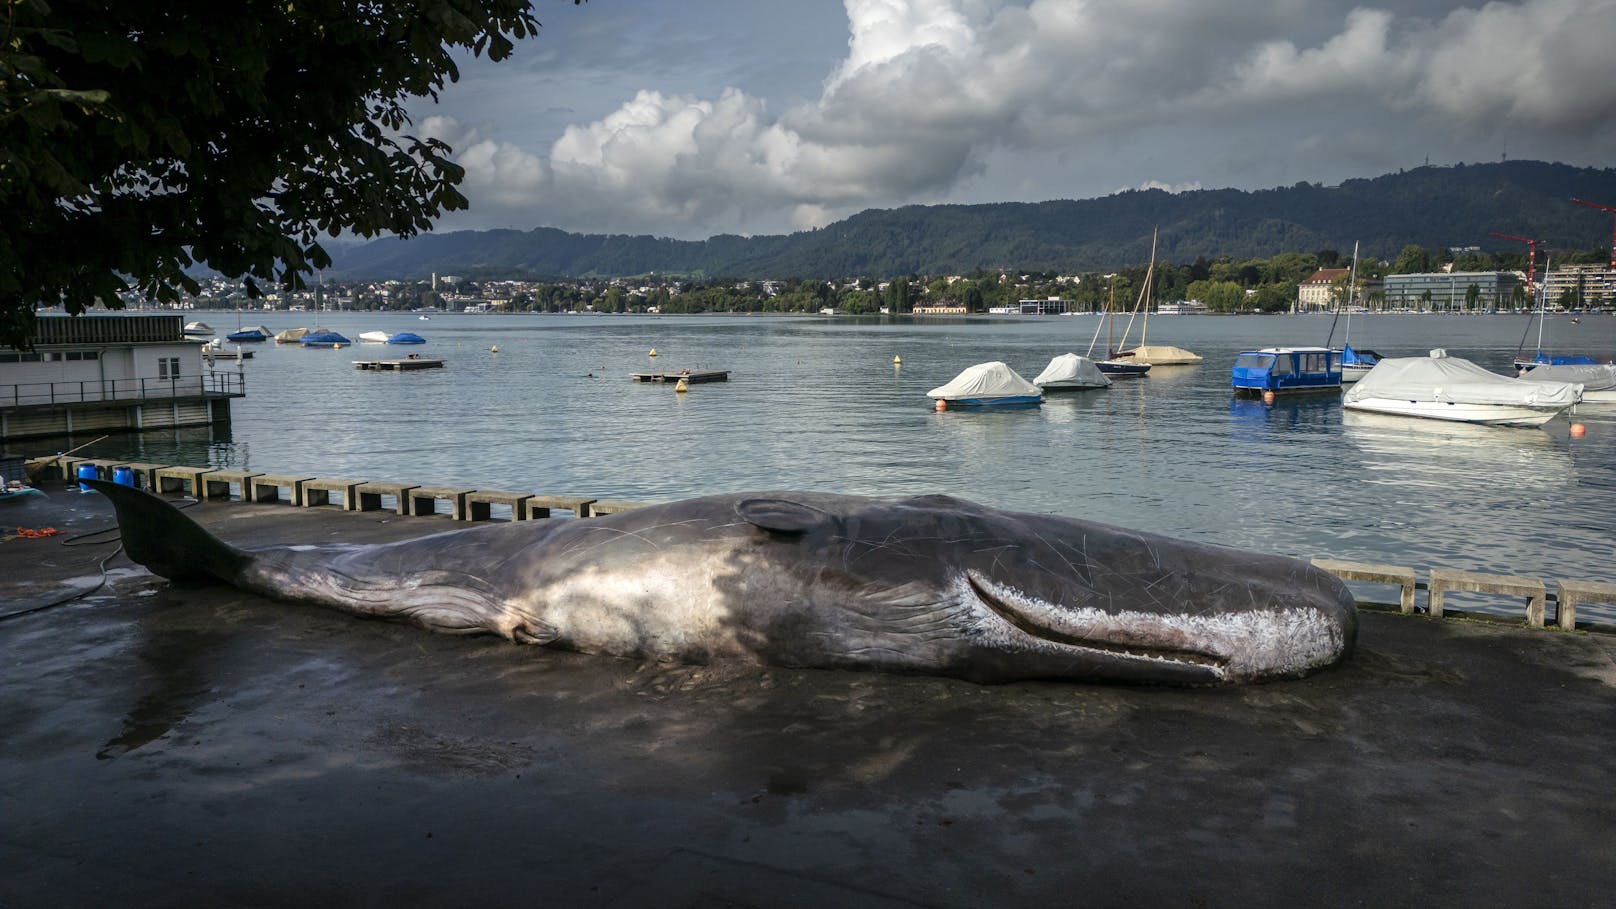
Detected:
left=0, top=314, right=246, bottom=441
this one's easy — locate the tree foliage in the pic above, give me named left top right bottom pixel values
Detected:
left=2, top=0, right=572, bottom=347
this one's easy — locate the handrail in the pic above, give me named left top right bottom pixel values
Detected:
left=0, top=371, right=245, bottom=408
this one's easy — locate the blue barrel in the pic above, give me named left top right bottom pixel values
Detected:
left=77, top=463, right=98, bottom=491
left=112, top=466, right=135, bottom=487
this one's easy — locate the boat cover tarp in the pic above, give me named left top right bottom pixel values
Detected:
left=1344, top=353, right=1582, bottom=408
left=1121, top=345, right=1202, bottom=364
left=1033, top=353, right=1111, bottom=388
left=274, top=327, right=310, bottom=342
left=928, top=361, right=1042, bottom=400
left=1520, top=363, right=1616, bottom=392
left=387, top=332, right=427, bottom=344
left=358, top=331, right=391, bottom=343
left=301, top=330, right=352, bottom=345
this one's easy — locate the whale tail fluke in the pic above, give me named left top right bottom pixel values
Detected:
left=83, top=478, right=250, bottom=585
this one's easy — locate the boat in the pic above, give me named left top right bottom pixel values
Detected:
left=225, top=325, right=272, bottom=343
left=300, top=329, right=352, bottom=348
left=358, top=330, right=391, bottom=343
left=1032, top=353, right=1111, bottom=390
left=1342, top=349, right=1582, bottom=426
left=1517, top=363, right=1616, bottom=405
left=386, top=332, right=426, bottom=345
left=201, top=338, right=254, bottom=360
left=1116, top=229, right=1201, bottom=365
left=1513, top=252, right=1597, bottom=372
left=1328, top=244, right=1383, bottom=383
left=273, top=327, right=310, bottom=344
left=418, top=315, right=431, bottom=321
left=1231, top=347, right=1342, bottom=396
left=1086, top=282, right=1151, bottom=378
left=183, top=321, right=213, bottom=340
left=927, top=362, right=1043, bottom=406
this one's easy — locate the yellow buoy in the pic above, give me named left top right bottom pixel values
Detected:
left=1570, top=423, right=1587, bottom=438
left=491, top=345, right=499, bottom=353
left=893, top=355, right=902, bottom=366
left=934, top=398, right=946, bottom=411
left=675, top=377, right=689, bottom=393
left=649, top=348, right=658, bottom=357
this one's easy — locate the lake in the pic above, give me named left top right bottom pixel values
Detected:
left=27, top=309, right=1616, bottom=619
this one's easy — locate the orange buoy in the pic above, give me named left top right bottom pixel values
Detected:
left=1262, top=390, right=1276, bottom=404
left=934, top=399, right=947, bottom=411
left=1569, top=423, right=1586, bottom=438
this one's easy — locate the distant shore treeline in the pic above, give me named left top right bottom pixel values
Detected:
left=325, top=160, right=1616, bottom=281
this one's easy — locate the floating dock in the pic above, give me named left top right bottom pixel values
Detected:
left=630, top=369, right=729, bottom=384
left=354, top=357, right=444, bottom=371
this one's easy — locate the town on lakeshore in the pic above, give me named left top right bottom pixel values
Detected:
left=102, top=241, right=1616, bottom=319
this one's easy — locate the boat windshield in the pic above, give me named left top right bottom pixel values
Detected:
left=1269, top=356, right=1293, bottom=376
left=1234, top=354, right=1273, bottom=370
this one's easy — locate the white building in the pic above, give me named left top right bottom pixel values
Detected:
left=1, top=314, right=245, bottom=441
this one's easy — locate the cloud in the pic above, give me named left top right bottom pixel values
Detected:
left=431, top=0, right=1616, bottom=238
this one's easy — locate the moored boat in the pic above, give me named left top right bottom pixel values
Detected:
left=386, top=332, right=427, bottom=344
left=358, top=330, right=391, bottom=343
left=1517, top=362, right=1616, bottom=405
left=274, top=327, right=310, bottom=343
left=183, top=321, right=213, bottom=340
left=226, top=325, right=272, bottom=342
left=1340, top=343, right=1383, bottom=383
left=1033, top=353, right=1111, bottom=390
left=928, top=362, right=1043, bottom=406
left=1115, top=230, right=1201, bottom=365
left=1343, top=349, right=1582, bottom=426
left=1232, top=347, right=1341, bottom=396
left=300, top=329, right=352, bottom=348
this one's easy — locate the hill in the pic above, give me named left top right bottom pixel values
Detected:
left=327, top=160, right=1616, bottom=279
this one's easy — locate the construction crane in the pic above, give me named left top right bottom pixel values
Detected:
left=1490, top=232, right=1542, bottom=305
left=1570, top=197, right=1616, bottom=270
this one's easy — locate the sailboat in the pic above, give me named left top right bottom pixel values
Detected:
left=1086, top=280, right=1150, bottom=377
left=300, top=272, right=351, bottom=348
left=1328, top=243, right=1384, bottom=383
left=1116, top=229, right=1202, bottom=365
left=1513, top=252, right=1595, bottom=372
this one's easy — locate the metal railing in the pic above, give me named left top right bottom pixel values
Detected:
left=0, top=370, right=245, bottom=409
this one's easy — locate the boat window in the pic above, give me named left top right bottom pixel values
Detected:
left=1270, top=356, right=1293, bottom=376
left=1235, top=354, right=1273, bottom=370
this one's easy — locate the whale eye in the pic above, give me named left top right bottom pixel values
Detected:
left=737, top=498, right=829, bottom=535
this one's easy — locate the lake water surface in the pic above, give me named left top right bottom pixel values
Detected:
left=30, top=310, right=1616, bottom=619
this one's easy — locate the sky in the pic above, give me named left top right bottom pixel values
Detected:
left=407, top=0, right=1616, bottom=241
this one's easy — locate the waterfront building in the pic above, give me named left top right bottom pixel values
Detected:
left=1017, top=297, right=1071, bottom=315
left=1381, top=271, right=1523, bottom=311
left=1542, top=265, right=1616, bottom=309
left=1, top=314, right=245, bottom=441
left=1296, top=268, right=1350, bottom=313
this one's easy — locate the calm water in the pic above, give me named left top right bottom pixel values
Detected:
left=28, top=310, right=1616, bottom=618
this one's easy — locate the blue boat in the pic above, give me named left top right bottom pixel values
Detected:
left=1232, top=346, right=1342, bottom=396
left=301, top=330, right=352, bottom=348
left=1340, top=343, right=1384, bottom=383
left=225, top=326, right=272, bottom=343
left=387, top=332, right=426, bottom=344
left=1514, top=351, right=1598, bottom=372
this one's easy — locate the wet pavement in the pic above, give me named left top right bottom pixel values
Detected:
left=3, top=489, right=1615, bottom=907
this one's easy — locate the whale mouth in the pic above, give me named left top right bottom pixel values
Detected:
left=966, top=571, right=1226, bottom=670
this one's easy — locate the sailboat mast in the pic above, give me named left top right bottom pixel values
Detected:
left=1139, top=228, right=1158, bottom=349
left=1343, top=241, right=1359, bottom=347
left=1536, top=252, right=1549, bottom=356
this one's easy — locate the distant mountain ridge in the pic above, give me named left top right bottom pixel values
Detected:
left=327, top=161, right=1616, bottom=279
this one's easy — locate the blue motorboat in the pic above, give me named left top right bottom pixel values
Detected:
left=301, top=330, right=352, bottom=348
left=1232, top=346, right=1342, bottom=396
left=387, top=332, right=426, bottom=344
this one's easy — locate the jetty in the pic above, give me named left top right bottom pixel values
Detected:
left=353, top=356, right=444, bottom=371
left=2, top=475, right=1614, bottom=906
left=630, top=369, right=729, bottom=384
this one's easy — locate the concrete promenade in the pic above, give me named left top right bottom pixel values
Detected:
left=3, top=490, right=1615, bottom=907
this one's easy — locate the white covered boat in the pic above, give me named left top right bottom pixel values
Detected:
left=183, top=321, right=213, bottom=340
left=274, top=327, right=310, bottom=343
left=1342, top=349, right=1582, bottom=427
left=1518, top=363, right=1616, bottom=405
left=1033, top=353, right=1112, bottom=390
left=358, top=330, right=391, bottom=343
left=928, top=362, right=1043, bottom=406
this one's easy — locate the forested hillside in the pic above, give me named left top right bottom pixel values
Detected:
left=328, top=161, right=1616, bottom=279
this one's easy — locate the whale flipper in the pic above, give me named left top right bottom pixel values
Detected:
left=84, top=478, right=250, bottom=585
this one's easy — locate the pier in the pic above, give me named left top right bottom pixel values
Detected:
left=630, top=369, right=729, bottom=383
left=354, top=356, right=444, bottom=371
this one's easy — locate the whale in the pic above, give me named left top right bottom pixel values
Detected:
left=85, top=479, right=1356, bottom=685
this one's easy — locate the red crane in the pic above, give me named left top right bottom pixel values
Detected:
left=1490, top=232, right=1541, bottom=305
left=1570, top=197, right=1616, bottom=270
